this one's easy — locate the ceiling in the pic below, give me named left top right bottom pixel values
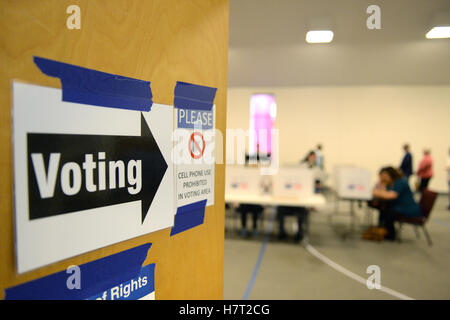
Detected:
left=228, top=0, right=450, bottom=87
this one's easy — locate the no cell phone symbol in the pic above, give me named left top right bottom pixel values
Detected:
left=189, top=132, right=205, bottom=159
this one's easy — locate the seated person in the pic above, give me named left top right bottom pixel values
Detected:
left=299, top=150, right=317, bottom=169
left=367, top=198, right=389, bottom=226
left=236, top=204, right=264, bottom=237
left=277, top=206, right=308, bottom=242
left=300, top=150, right=325, bottom=192
left=372, top=166, right=422, bottom=240
left=276, top=151, right=324, bottom=242
left=235, top=152, right=266, bottom=237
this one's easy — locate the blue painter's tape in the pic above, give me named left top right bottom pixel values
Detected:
left=170, top=200, right=207, bottom=236
left=5, top=243, right=151, bottom=300
left=33, top=56, right=153, bottom=111
left=174, top=81, right=217, bottom=111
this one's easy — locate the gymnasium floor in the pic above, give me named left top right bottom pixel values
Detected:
left=224, top=195, right=450, bottom=300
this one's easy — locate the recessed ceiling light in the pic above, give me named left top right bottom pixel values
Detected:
left=306, top=30, right=334, bottom=43
left=425, top=26, right=450, bottom=39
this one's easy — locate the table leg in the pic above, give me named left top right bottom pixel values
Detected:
left=342, top=200, right=358, bottom=240
left=302, top=209, right=310, bottom=246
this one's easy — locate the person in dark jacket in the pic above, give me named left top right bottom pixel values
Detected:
left=399, top=144, right=413, bottom=181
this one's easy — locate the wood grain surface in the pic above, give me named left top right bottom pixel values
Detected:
left=0, top=0, right=228, bottom=299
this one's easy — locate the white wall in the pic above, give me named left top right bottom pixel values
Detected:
left=227, top=86, right=450, bottom=193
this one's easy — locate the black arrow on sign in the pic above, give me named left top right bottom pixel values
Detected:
left=27, top=113, right=167, bottom=224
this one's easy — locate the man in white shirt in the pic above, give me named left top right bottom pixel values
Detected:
left=314, top=144, right=324, bottom=170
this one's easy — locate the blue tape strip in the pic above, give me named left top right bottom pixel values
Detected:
left=170, top=200, right=207, bottom=236
left=5, top=243, right=151, bottom=300
left=33, top=56, right=153, bottom=111
left=174, top=81, right=217, bottom=111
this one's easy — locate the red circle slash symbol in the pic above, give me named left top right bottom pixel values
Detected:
left=189, top=132, right=205, bottom=159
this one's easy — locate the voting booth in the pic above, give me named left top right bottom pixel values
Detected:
left=226, top=166, right=316, bottom=199
left=272, top=167, right=315, bottom=198
left=333, top=165, right=373, bottom=200
left=225, top=166, right=264, bottom=195
left=0, top=0, right=228, bottom=300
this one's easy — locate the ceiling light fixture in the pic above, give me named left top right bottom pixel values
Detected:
left=426, top=12, right=450, bottom=39
left=305, top=30, right=334, bottom=43
left=426, top=26, right=450, bottom=39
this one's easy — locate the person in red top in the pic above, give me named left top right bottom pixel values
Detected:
left=417, top=149, right=433, bottom=193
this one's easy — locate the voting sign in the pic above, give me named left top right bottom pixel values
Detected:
left=12, top=82, right=175, bottom=273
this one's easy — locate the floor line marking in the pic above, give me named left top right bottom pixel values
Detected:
left=305, top=244, right=414, bottom=300
left=242, top=209, right=276, bottom=300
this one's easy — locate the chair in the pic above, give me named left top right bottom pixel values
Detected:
left=396, top=189, right=438, bottom=246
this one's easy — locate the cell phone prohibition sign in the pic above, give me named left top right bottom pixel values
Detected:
left=189, top=132, right=205, bottom=159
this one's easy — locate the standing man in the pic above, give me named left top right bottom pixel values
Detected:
left=417, top=149, right=433, bottom=193
left=400, top=144, right=413, bottom=181
left=314, top=144, right=324, bottom=170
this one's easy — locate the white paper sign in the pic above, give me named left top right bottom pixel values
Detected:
left=174, top=107, right=215, bottom=207
left=12, top=82, right=175, bottom=273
